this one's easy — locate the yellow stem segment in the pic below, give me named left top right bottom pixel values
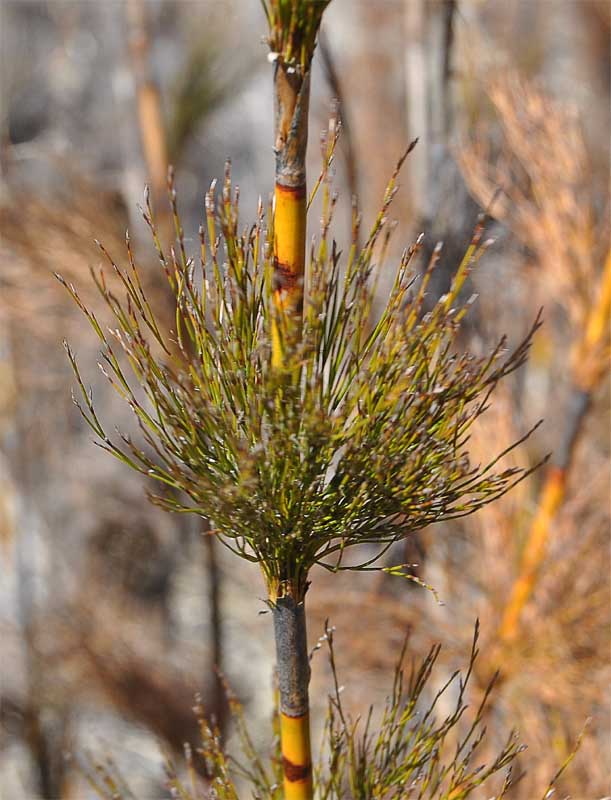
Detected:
left=583, top=249, right=611, bottom=353
left=272, top=183, right=307, bottom=370
left=573, top=248, right=611, bottom=390
left=499, top=250, right=611, bottom=644
left=280, top=712, right=313, bottom=800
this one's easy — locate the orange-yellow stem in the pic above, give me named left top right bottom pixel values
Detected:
left=137, top=82, right=169, bottom=204
left=583, top=249, right=611, bottom=353
left=572, top=248, right=611, bottom=390
left=272, top=183, right=307, bottom=369
left=499, top=250, right=610, bottom=644
left=280, top=712, right=313, bottom=800
left=499, top=466, right=566, bottom=642
left=270, top=50, right=313, bottom=796
left=127, top=0, right=169, bottom=206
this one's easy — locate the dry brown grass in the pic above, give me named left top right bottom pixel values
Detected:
left=459, top=72, right=609, bottom=337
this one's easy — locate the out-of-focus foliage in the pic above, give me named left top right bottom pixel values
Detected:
left=168, top=41, right=244, bottom=168
left=460, top=73, right=609, bottom=338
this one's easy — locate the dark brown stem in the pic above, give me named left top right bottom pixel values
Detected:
left=204, top=531, right=227, bottom=730
left=274, top=62, right=310, bottom=189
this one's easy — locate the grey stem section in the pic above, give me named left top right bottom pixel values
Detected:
left=273, top=596, right=310, bottom=717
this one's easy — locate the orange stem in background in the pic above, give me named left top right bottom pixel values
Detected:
left=573, top=248, right=611, bottom=391
left=583, top=250, right=611, bottom=352
left=498, top=249, right=611, bottom=644
left=498, top=466, right=566, bottom=642
left=127, top=0, right=169, bottom=207
left=136, top=83, right=169, bottom=204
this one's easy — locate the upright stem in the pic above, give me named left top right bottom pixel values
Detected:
left=497, top=388, right=588, bottom=642
left=318, top=33, right=360, bottom=247
left=269, top=21, right=317, bottom=798
left=272, top=594, right=312, bottom=799
left=498, top=250, right=611, bottom=642
left=126, top=0, right=169, bottom=209
left=272, top=62, right=310, bottom=369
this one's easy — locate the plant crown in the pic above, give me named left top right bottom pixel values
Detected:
left=261, top=0, right=332, bottom=72
left=60, top=124, right=541, bottom=601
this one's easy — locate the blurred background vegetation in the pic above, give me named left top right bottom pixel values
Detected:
left=0, top=1, right=609, bottom=797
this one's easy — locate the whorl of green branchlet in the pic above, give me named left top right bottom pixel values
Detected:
left=261, top=0, right=331, bottom=72
left=59, top=131, right=542, bottom=603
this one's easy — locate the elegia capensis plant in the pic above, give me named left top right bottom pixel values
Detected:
left=60, top=2, right=547, bottom=796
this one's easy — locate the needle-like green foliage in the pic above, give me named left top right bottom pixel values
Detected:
left=58, top=126, right=541, bottom=602
left=261, top=0, right=331, bottom=71
left=80, top=622, right=582, bottom=799
left=315, top=622, right=521, bottom=799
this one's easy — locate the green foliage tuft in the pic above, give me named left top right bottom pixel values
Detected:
left=59, top=126, right=542, bottom=601
left=315, top=621, right=521, bottom=799
left=261, top=0, right=332, bottom=71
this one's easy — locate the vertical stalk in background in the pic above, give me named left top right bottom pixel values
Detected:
left=318, top=33, right=360, bottom=247
left=127, top=1, right=226, bottom=730
left=403, top=0, right=429, bottom=221
left=403, top=0, right=476, bottom=300
left=203, top=523, right=226, bottom=731
left=8, top=341, right=69, bottom=798
left=126, top=0, right=169, bottom=210
left=499, top=250, right=611, bottom=642
left=404, top=0, right=456, bottom=222
left=271, top=62, right=310, bottom=369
